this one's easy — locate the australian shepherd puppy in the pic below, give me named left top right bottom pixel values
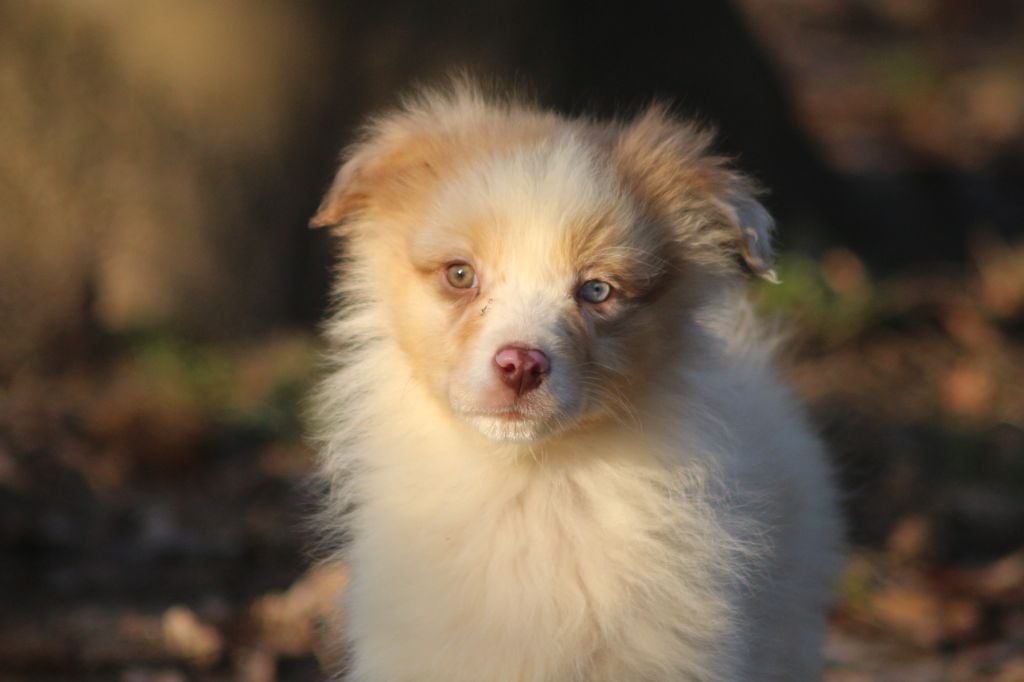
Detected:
left=310, top=83, right=842, bottom=681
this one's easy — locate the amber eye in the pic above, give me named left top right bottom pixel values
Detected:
left=578, top=279, right=612, bottom=303
left=445, top=262, right=477, bottom=289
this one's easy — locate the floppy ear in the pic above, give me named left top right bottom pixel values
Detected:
left=309, top=151, right=371, bottom=229
left=611, top=106, right=778, bottom=282
left=717, top=185, right=778, bottom=283
left=309, top=115, right=443, bottom=230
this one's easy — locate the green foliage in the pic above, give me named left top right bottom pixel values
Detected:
left=110, top=325, right=318, bottom=442
left=752, top=251, right=875, bottom=345
left=115, top=326, right=233, bottom=405
left=871, top=47, right=941, bottom=105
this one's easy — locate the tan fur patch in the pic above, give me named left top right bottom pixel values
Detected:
left=311, top=99, right=561, bottom=232
left=607, top=106, right=776, bottom=279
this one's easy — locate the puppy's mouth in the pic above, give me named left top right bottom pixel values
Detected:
left=492, top=410, right=532, bottom=421
left=458, top=402, right=548, bottom=422
left=452, top=396, right=566, bottom=442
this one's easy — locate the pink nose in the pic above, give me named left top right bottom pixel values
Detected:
left=493, top=346, right=551, bottom=396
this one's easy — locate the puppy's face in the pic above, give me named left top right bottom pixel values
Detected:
left=313, top=93, right=775, bottom=443
left=402, top=141, right=683, bottom=441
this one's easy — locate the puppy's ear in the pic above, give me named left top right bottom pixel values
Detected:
left=309, top=151, right=371, bottom=229
left=309, top=117, right=442, bottom=230
left=611, top=106, right=778, bottom=282
left=717, top=184, right=778, bottom=283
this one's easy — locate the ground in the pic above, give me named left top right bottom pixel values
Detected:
left=2, top=242, right=1023, bottom=681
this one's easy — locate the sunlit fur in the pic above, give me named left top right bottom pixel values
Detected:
left=312, top=82, right=842, bottom=681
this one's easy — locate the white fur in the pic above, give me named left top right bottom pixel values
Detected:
left=313, top=90, right=842, bottom=681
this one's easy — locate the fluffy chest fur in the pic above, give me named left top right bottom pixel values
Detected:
left=347, top=469, right=741, bottom=681
left=320, top=341, right=797, bottom=682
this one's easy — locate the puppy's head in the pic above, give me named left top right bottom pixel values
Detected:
left=313, top=86, right=775, bottom=443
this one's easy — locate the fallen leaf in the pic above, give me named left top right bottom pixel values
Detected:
left=162, top=606, right=222, bottom=668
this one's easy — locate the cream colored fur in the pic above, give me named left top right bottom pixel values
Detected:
left=312, top=83, right=842, bottom=681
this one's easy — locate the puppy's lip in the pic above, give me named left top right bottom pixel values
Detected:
left=492, top=410, right=534, bottom=422
left=450, top=390, right=560, bottom=423
left=464, top=407, right=535, bottom=420
left=458, top=402, right=549, bottom=421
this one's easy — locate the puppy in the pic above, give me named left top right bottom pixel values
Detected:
left=311, top=83, right=842, bottom=681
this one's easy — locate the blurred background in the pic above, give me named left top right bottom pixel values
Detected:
left=1, top=1, right=1022, bottom=679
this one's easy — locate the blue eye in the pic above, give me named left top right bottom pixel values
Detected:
left=579, top=280, right=612, bottom=303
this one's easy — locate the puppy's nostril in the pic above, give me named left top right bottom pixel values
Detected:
left=493, top=346, right=551, bottom=395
